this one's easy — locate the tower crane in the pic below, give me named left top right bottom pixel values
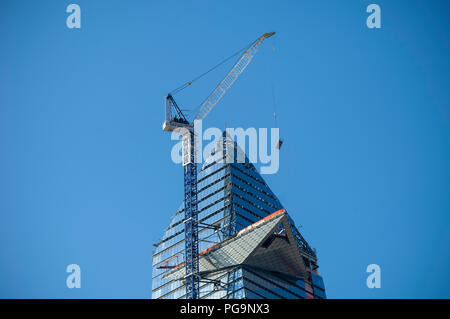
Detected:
left=162, top=32, right=275, bottom=299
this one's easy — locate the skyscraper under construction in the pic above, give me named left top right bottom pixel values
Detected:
left=152, top=135, right=326, bottom=299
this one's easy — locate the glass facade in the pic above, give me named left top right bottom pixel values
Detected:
left=152, top=136, right=326, bottom=299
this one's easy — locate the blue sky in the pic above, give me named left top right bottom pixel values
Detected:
left=0, top=0, right=449, bottom=298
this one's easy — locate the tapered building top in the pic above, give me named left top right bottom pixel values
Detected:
left=152, top=134, right=325, bottom=299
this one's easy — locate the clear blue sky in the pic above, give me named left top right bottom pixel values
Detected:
left=1, top=0, right=449, bottom=298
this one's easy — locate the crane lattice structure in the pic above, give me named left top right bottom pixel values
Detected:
left=162, top=32, right=275, bottom=299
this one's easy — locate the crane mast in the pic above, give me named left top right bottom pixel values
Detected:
left=162, top=32, right=275, bottom=299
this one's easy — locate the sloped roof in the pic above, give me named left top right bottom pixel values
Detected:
left=163, top=209, right=307, bottom=280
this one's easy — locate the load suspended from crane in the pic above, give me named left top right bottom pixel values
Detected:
left=162, top=32, right=275, bottom=299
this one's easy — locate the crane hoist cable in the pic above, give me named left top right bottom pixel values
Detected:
left=270, top=37, right=278, bottom=127
left=268, top=37, right=284, bottom=150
